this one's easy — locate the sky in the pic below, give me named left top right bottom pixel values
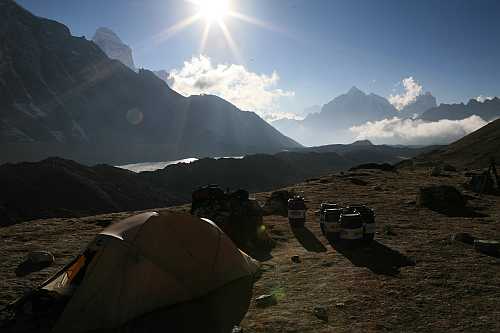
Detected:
left=16, top=0, right=500, bottom=122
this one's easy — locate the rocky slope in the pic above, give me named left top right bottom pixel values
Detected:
left=0, top=158, right=178, bottom=225
left=0, top=0, right=300, bottom=164
left=1, top=168, right=499, bottom=332
left=1, top=138, right=440, bottom=226
left=0, top=151, right=352, bottom=226
left=417, top=118, right=500, bottom=168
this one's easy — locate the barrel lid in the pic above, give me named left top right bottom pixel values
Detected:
left=340, top=213, right=362, bottom=221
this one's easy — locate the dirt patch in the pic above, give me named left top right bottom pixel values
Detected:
left=1, top=170, right=499, bottom=332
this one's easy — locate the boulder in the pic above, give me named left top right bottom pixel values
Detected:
left=417, top=185, right=467, bottom=214
left=452, top=233, right=475, bottom=245
left=349, top=178, right=368, bottom=186
left=263, top=190, right=293, bottom=216
left=254, top=294, right=277, bottom=308
left=430, top=165, right=443, bottom=177
left=442, top=164, right=457, bottom=172
left=16, top=251, right=55, bottom=277
left=28, top=251, right=55, bottom=265
left=313, top=306, right=329, bottom=322
left=349, top=163, right=395, bottom=172
left=474, top=240, right=500, bottom=256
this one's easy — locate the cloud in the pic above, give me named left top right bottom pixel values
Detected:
left=389, top=77, right=423, bottom=110
left=350, top=115, right=488, bottom=145
left=168, top=55, right=294, bottom=120
left=475, top=95, right=494, bottom=103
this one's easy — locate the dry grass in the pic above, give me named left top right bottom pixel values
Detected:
left=1, top=169, right=499, bottom=332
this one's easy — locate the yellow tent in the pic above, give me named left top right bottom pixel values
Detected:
left=41, top=211, right=258, bottom=333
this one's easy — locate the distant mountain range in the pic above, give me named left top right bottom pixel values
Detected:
left=273, top=87, right=437, bottom=146
left=0, top=0, right=300, bottom=164
left=420, top=97, right=500, bottom=122
left=292, top=139, right=441, bottom=165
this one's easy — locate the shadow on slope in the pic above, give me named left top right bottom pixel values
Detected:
left=291, top=226, right=327, bottom=253
left=330, top=241, right=415, bottom=276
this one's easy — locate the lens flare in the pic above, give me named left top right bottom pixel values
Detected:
left=196, top=0, right=230, bottom=23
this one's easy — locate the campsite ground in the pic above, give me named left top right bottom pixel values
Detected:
left=1, top=169, right=499, bottom=332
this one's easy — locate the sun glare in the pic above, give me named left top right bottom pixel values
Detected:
left=196, top=0, right=230, bottom=22
left=155, top=0, right=278, bottom=62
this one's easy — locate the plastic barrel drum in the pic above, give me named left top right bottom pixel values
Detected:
left=323, top=208, right=343, bottom=241
left=349, top=204, right=375, bottom=243
left=339, top=212, right=364, bottom=246
left=319, top=203, right=339, bottom=234
left=288, top=196, right=306, bottom=227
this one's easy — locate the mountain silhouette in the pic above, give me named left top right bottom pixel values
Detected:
left=399, top=92, right=437, bottom=119
left=273, top=87, right=398, bottom=145
left=0, top=0, right=300, bottom=164
left=420, top=97, right=500, bottom=122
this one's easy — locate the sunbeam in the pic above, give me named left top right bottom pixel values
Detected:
left=151, top=0, right=284, bottom=63
left=153, top=13, right=201, bottom=44
left=218, top=20, right=243, bottom=64
left=199, top=22, right=212, bottom=54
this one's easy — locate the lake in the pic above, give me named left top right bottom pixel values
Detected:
left=117, top=156, right=244, bottom=173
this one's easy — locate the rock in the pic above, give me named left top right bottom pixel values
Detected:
left=417, top=185, right=467, bottom=214
left=313, top=306, right=329, bottom=322
left=430, top=165, right=443, bottom=177
left=263, top=190, right=293, bottom=216
left=335, top=302, right=345, bottom=308
left=452, top=233, right=475, bottom=245
left=232, top=326, right=243, bottom=333
left=291, top=255, right=301, bottom=263
left=383, top=225, right=396, bottom=236
left=16, top=251, right=55, bottom=277
left=442, top=164, right=457, bottom=172
left=349, top=163, right=396, bottom=172
left=474, top=240, right=500, bottom=256
left=254, top=294, right=277, bottom=308
left=28, top=251, right=55, bottom=265
left=349, top=178, right=368, bottom=186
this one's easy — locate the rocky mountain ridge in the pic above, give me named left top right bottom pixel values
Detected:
left=92, top=27, right=136, bottom=71
left=0, top=0, right=300, bottom=165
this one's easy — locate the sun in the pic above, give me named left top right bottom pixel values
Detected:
left=155, top=0, right=278, bottom=63
left=195, top=0, right=230, bottom=23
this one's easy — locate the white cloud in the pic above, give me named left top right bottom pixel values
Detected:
left=168, top=55, right=294, bottom=120
left=389, top=77, right=423, bottom=110
left=475, top=95, right=494, bottom=103
left=350, top=115, right=488, bottom=145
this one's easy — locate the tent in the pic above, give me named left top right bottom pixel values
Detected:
left=19, top=212, right=258, bottom=332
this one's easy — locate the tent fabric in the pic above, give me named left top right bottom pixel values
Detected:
left=51, top=212, right=258, bottom=333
